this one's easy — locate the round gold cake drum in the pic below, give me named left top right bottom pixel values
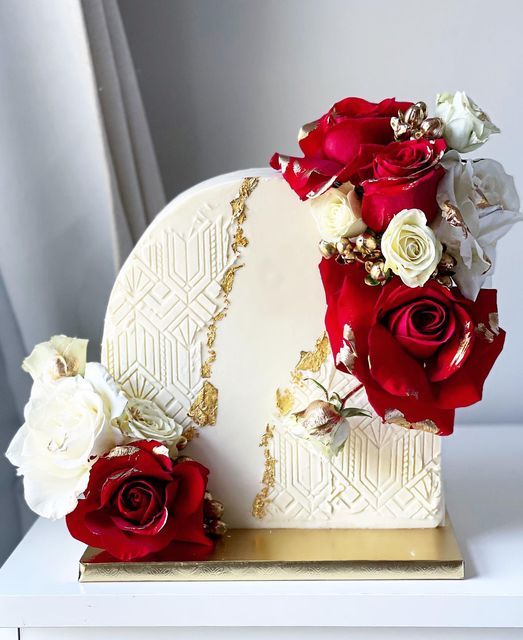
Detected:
left=79, top=513, right=463, bottom=582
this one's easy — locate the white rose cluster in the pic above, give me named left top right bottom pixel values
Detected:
left=373, top=92, right=521, bottom=296
left=6, top=335, right=185, bottom=519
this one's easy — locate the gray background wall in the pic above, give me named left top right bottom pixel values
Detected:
left=119, top=0, right=523, bottom=424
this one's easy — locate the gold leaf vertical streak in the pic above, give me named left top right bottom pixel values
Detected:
left=188, top=177, right=259, bottom=427
left=252, top=425, right=277, bottom=519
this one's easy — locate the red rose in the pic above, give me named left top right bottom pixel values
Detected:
left=319, top=260, right=505, bottom=435
left=270, top=97, right=412, bottom=199
left=361, top=138, right=446, bottom=231
left=66, top=440, right=213, bottom=560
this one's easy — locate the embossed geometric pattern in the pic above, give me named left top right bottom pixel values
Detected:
left=103, top=203, right=235, bottom=427
left=264, top=349, right=443, bottom=527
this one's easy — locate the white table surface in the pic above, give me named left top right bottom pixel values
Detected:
left=0, top=424, right=522, bottom=631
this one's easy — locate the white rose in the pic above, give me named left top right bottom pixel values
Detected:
left=6, top=363, right=127, bottom=519
left=119, top=398, right=185, bottom=456
left=435, top=91, right=500, bottom=153
left=22, top=335, right=88, bottom=380
left=310, top=187, right=366, bottom=243
left=381, top=209, right=442, bottom=287
left=435, top=151, right=522, bottom=300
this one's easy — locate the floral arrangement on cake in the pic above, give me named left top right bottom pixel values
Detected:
left=6, top=336, right=225, bottom=560
left=271, top=91, right=521, bottom=435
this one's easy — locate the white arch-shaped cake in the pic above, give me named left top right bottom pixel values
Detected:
left=102, top=169, right=444, bottom=528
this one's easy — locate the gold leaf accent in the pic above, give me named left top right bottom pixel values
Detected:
left=183, top=426, right=199, bottom=443
left=220, top=265, right=243, bottom=297
left=188, top=381, right=218, bottom=427
left=294, top=333, right=330, bottom=374
left=232, top=227, right=249, bottom=253
left=475, top=314, right=500, bottom=344
left=384, top=409, right=440, bottom=435
left=106, top=445, right=141, bottom=458
left=441, top=200, right=469, bottom=238
left=251, top=425, right=276, bottom=519
left=276, top=388, right=294, bottom=416
left=197, top=177, right=259, bottom=405
left=230, top=176, right=259, bottom=223
left=450, top=321, right=473, bottom=368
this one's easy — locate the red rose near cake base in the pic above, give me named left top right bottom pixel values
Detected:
left=66, top=440, right=213, bottom=561
left=319, top=260, right=505, bottom=435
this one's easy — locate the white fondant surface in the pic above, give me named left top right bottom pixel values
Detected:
left=102, top=170, right=444, bottom=528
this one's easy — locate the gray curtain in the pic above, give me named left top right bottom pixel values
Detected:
left=0, top=0, right=165, bottom=565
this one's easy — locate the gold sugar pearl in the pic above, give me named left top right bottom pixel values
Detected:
left=438, top=252, right=457, bottom=272
left=369, top=261, right=387, bottom=282
left=209, top=520, right=228, bottom=537
left=436, top=275, right=453, bottom=288
left=318, top=240, right=337, bottom=259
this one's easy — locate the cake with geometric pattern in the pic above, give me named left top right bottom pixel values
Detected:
left=102, top=169, right=444, bottom=529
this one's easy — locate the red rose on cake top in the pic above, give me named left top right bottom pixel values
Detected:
left=66, top=439, right=213, bottom=560
left=319, top=260, right=505, bottom=435
left=270, top=97, right=413, bottom=200
left=361, top=138, right=446, bottom=231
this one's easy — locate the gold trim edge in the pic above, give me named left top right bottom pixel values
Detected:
left=79, top=514, right=464, bottom=582
left=80, top=559, right=464, bottom=582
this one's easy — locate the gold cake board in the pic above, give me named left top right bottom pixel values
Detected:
left=79, top=514, right=464, bottom=582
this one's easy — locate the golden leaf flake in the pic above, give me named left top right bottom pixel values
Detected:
left=384, top=409, right=440, bottom=435
left=441, top=200, right=469, bottom=238
left=183, top=426, right=199, bottom=443
left=201, top=360, right=212, bottom=379
left=276, top=388, right=294, bottom=416
left=220, top=265, right=243, bottom=297
left=232, top=227, right=249, bottom=253
left=188, top=381, right=218, bottom=427
left=450, top=321, right=473, bottom=368
left=294, top=333, right=330, bottom=374
left=230, top=176, right=259, bottom=222
left=251, top=425, right=276, bottom=519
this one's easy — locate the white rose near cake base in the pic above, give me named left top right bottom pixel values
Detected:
left=102, top=170, right=445, bottom=530
left=7, top=92, right=520, bottom=580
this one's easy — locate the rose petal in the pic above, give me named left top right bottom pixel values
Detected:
left=362, top=165, right=445, bottom=231
left=436, top=290, right=505, bottom=408
left=426, top=303, right=475, bottom=382
left=368, top=323, right=432, bottom=399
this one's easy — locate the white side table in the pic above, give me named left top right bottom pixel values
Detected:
left=1, top=425, right=522, bottom=639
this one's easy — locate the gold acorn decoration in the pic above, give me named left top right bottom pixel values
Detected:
left=318, top=240, right=337, bottom=259
left=404, top=101, right=427, bottom=127
left=435, top=274, right=454, bottom=289
left=438, top=252, right=457, bottom=273
left=203, top=491, right=227, bottom=539
left=391, top=101, right=445, bottom=141
left=369, top=260, right=387, bottom=283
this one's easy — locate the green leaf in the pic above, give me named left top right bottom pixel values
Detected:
left=329, top=391, right=343, bottom=410
left=304, top=378, right=329, bottom=400
left=340, top=407, right=372, bottom=419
